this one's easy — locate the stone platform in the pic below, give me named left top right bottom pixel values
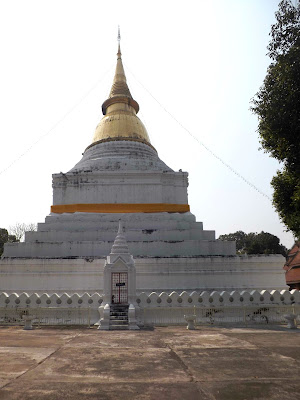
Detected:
left=3, top=212, right=235, bottom=258
left=0, top=326, right=299, bottom=399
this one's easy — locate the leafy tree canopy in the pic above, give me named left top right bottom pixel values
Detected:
left=268, top=0, right=300, bottom=60
left=218, top=231, right=287, bottom=256
left=251, top=0, right=300, bottom=239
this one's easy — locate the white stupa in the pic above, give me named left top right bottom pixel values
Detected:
left=0, top=36, right=285, bottom=294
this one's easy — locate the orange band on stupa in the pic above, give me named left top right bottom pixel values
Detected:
left=51, top=203, right=190, bottom=214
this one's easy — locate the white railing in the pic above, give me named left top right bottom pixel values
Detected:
left=135, top=289, right=300, bottom=308
left=0, top=290, right=299, bottom=327
left=141, top=305, right=300, bottom=326
left=0, top=307, right=95, bottom=327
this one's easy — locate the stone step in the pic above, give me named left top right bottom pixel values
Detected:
left=26, top=226, right=209, bottom=242
left=39, top=220, right=194, bottom=231
left=110, top=325, right=129, bottom=330
left=110, top=317, right=128, bottom=321
left=44, top=212, right=197, bottom=224
left=110, top=310, right=128, bottom=314
left=109, top=303, right=129, bottom=328
left=3, top=239, right=235, bottom=258
left=110, top=306, right=129, bottom=310
left=110, top=319, right=128, bottom=325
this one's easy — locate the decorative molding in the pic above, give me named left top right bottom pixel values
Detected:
left=0, top=290, right=298, bottom=309
left=51, top=203, right=190, bottom=214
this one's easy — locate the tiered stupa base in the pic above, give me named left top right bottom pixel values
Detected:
left=1, top=212, right=285, bottom=294
left=3, top=212, right=235, bottom=258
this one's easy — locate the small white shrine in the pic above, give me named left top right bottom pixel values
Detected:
left=98, top=220, right=139, bottom=330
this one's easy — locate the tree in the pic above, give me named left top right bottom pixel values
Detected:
left=217, top=231, right=248, bottom=253
left=9, top=223, right=37, bottom=242
left=251, top=0, right=300, bottom=239
left=218, top=231, right=287, bottom=256
left=0, top=228, right=18, bottom=256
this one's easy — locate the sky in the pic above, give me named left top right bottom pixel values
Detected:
left=0, top=0, right=295, bottom=248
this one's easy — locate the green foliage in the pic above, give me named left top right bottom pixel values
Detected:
left=272, top=170, right=300, bottom=237
left=0, top=228, right=18, bottom=256
left=267, top=0, right=300, bottom=60
left=218, top=231, right=248, bottom=253
left=251, top=0, right=300, bottom=239
left=219, top=231, right=287, bottom=256
left=0, top=229, right=8, bottom=256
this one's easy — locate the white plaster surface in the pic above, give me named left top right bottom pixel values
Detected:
left=52, top=141, right=188, bottom=206
left=0, top=254, right=286, bottom=295
left=0, top=139, right=285, bottom=295
left=3, top=212, right=234, bottom=258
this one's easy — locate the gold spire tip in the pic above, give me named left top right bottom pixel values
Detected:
left=117, top=26, right=121, bottom=58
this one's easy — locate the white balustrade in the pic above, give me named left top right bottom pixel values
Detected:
left=0, top=290, right=298, bottom=327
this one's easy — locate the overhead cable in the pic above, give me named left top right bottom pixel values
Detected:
left=0, top=65, right=114, bottom=176
left=125, top=63, right=272, bottom=202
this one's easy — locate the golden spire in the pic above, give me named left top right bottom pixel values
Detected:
left=102, top=27, right=139, bottom=115
left=91, top=28, right=153, bottom=148
left=117, top=25, right=121, bottom=59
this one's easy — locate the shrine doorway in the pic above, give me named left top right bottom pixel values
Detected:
left=111, top=272, right=128, bottom=304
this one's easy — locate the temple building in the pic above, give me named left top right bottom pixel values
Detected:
left=0, top=38, right=286, bottom=294
left=284, top=241, right=300, bottom=290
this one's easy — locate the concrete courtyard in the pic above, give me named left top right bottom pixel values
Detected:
left=0, top=325, right=299, bottom=400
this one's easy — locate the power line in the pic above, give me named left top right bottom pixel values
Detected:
left=125, top=63, right=272, bottom=202
left=0, top=65, right=114, bottom=176
left=1, top=59, right=273, bottom=203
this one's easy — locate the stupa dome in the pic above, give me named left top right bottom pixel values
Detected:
left=91, top=41, right=152, bottom=149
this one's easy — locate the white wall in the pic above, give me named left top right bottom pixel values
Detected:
left=0, top=254, right=286, bottom=294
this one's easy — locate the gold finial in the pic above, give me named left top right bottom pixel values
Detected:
left=117, top=26, right=121, bottom=59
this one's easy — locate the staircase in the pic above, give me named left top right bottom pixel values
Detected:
left=109, top=304, right=129, bottom=330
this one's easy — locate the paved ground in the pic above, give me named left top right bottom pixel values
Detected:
left=0, top=325, right=299, bottom=400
